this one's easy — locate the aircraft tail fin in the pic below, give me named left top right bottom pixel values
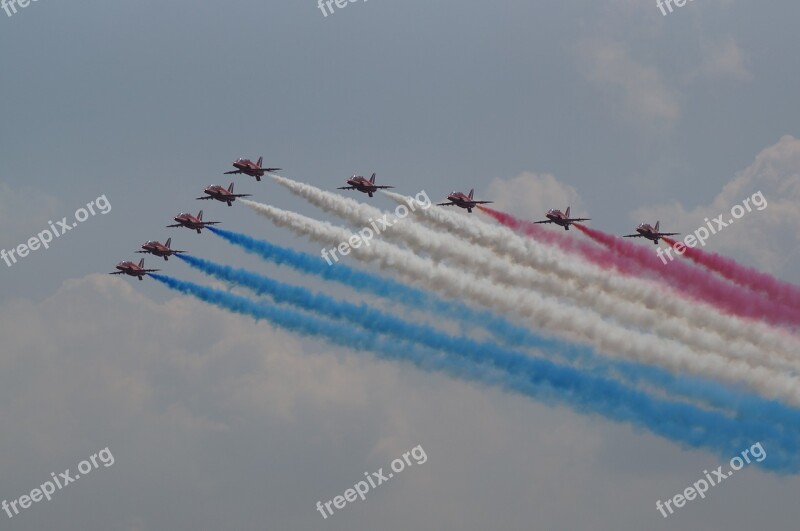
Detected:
left=165, top=238, right=172, bottom=249
left=257, top=156, right=263, bottom=168
left=565, top=206, right=571, bottom=218
left=228, top=182, right=234, bottom=193
left=370, top=173, right=376, bottom=184
left=138, top=258, right=145, bottom=268
left=468, top=189, right=474, bottom=200
left=198, top=210, right=204, bottom=221
left=655, top=220, right=660, bottom=232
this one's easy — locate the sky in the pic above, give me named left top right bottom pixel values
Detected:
left=1, top=0, right=799, bottom=529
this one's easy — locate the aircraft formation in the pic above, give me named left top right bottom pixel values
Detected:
left=109, top=156, right=275, bottom=279
left=110, top=156, right=680, bottom=278
left=106, top=154, right=800, bottom=477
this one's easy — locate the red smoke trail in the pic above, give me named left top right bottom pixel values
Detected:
left=662, top=237, right=800, bottom=311
left=476, top=207, right=638, bottom=274
left=573, top=224, right=800, bottom=327
left=478, top=205, right=800, bottom=327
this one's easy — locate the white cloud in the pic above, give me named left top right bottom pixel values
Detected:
left=575, top=40, right=680, bottom=126
left=0, top=261, right=798, bottom=529
left=631, top=135, right=800, bottom=278
left=696, top=36, right=752, bottom=81
left=484, top=172, right=587, bottom=219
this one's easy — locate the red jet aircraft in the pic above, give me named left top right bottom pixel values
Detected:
left=534, top=206, right=591, bottom=230
left=623, top=221, right=679, bottom=244
left=437, top=189, right=493, bottom=213
left=224, top=156, right=280, bottom=181
left=197, top=182, right=252, bottom=206
left=136, top=238, right=186, bottom=261
left=337, top=173, right=394, bottom=198
left=109, top=258, right=159, bottom=281
left=167, top=210, right=221, bottom=234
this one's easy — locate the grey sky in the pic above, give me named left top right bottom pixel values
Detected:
left=1, top=0, right=799, bottom=529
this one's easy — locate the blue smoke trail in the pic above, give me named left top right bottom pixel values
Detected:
left=203, top=229, right=782, bottom=419
left=208, top=226, right=527, bottom=337
left=176, top=253, right=800, bottom=429
left=151, top=272, right=800, bottom=472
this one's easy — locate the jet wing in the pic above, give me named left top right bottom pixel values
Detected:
left=262, top=168, right=281, bottom=173
left=657, top=232, right=680, bottom=237
left=372, top=185, right=395, bottom=189
left=533, top=220, right=553, bottom=224
left=437, top=202, right=456, bottom=206
left=470, top=201, right=494, bottom=205
left=231, top=194, right=253, bottom=198
left=566, top=218, right=591, bottom=223
left=166, top=223, right=184, bottom=228
left=109, top=271, right=125, bottom=275
left=337, top=186, right=357, bottom=190
left=141, top=269, right=161, bottom=273
left=196, top=196, right=214, bottom=200
left=202, top=221, right=222, bottom=225
left=224, top=170, right=244, bottom=175
left=623, top=234, right=643, bottom=238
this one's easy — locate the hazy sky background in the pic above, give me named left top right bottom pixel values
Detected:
left=1, top=0, right=799, bottom=529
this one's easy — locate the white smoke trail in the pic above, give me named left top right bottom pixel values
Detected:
left=240, top=198, right=800, bottom=407
left=383, top=190, right=800, bottom=363
left=268, top=176, right=800, bottom=373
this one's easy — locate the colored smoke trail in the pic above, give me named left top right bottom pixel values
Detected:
left=149, top=273, right=800, bottom=472
left=388, top=193, right=800, bottom=364
left=240, top=200, right=800, bottom=406
left=572, top=223, right=800, bottom=328
left=662, top=236, right=800, bottom=312
left=476, top=206, right=637, bottom=274
left=274, top=177, right=797, bottom=372
left=479, top=204, right=800, bottom=327
left=208, top=227, right=716, bottom=391
left=176, top=253, right=800, bottom=428
left=207, top=226, right=571, bottom=355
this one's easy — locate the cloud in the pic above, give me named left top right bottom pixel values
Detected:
left=0, top=272, right=619, bottom=530
left=0, top=249, right=798, bottom=529
left=575, top=39, right=680, bottom=126
left=0, top=273, right=429, bottom=528
left=696, top=36, right=752, bottom=81
left=484, top=172, right=587, bottom=219
left=631, top=135, right=800, bottom=279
